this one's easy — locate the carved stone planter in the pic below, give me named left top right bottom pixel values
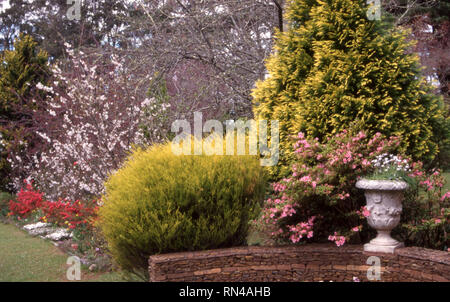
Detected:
left=356, top=179, right=409, bottom=254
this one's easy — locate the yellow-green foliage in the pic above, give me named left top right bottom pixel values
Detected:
left=0, top=34, right=49, bottom=190
left=252, top=0, right=449, bottom=178
left=0, top=34, right=49, bottom=116
left=98, top=141, right=266, bottom=279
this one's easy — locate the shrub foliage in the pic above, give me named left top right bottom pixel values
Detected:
left=255, top=129, right=449, bottom=250
left=98, top=142, right=267, bottom=279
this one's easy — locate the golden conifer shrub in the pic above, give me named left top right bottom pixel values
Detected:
left=98, top=141, right=266, bottom=279
left=252, top=0, right=449, bottom=179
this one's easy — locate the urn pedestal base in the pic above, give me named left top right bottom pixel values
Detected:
left=364, top=242, right=404, bottom=254
left=364, top=230, right=404, bottom=253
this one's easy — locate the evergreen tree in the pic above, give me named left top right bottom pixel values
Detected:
left=0, top=34, right=49, bottom=191
left=252, top=0, right=449, bottom=178
left=0, top=34, right=49, bottom=117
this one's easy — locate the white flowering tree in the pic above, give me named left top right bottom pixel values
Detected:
left=9, top=44, right=172, bottom=200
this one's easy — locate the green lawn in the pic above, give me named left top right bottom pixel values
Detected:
left=443, top=172, right=450, bottom=193
left=0, top=223, right=126, bottom=282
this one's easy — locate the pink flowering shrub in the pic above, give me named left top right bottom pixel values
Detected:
left=395, top=165, right=449, bottom=250
left=254, top=130, right=399, bottom=245
left=255, top=129, right=449, bottom=251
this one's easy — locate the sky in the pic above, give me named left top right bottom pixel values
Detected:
left=0, top=0, right=10, bottom=13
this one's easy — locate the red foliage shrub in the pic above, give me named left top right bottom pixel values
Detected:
left=41, top=199, right=99, bottom=230
left=9, top=181, right=43, bottom=218
left=9, top=180, right=99, bottom=231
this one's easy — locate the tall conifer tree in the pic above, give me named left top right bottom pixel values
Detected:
left=252, top=0, right=448, bottom=178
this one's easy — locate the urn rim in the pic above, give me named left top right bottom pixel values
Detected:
left=355, top=178, right=409, bottom=191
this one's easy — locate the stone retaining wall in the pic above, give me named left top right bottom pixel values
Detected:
left=148, top=244, right=449, bottom=282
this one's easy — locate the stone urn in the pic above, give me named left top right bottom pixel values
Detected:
left=356, top=179, right=409, bottom=254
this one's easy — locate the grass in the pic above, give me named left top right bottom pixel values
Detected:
left=443, top=172, right=450, bottom=193
left=0, top=223, right=127, bottom=282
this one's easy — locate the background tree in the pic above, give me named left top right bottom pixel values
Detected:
left=383, top=0, right=449, bottom=105
left=0, top=0, right=32, bottom=52
left=0, top=0, right=129, bottom=59
left=1, top=0, right=285, bottom=121
left=118, top=0, right=283, bottom=121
